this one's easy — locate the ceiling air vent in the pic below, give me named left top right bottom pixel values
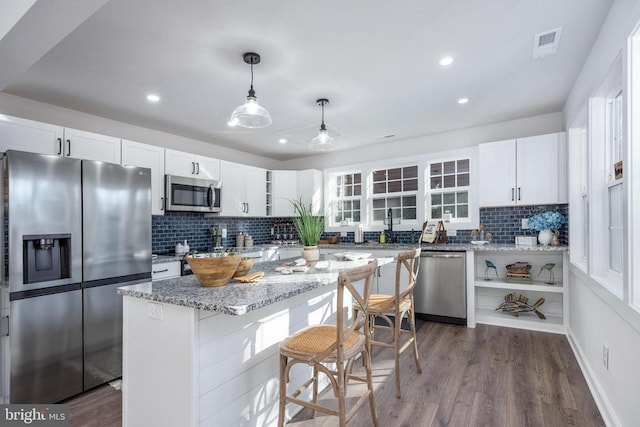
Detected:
left=532, top=27, right=562, bottom=60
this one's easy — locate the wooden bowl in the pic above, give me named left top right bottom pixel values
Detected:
left=186, top=254, right=242, bottom=287
left=233, top=258, right=255, bottom=278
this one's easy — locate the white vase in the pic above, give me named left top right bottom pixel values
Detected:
left=538, top=229, right=553, bottom=246
left=302, top=245, right=319, bottom=262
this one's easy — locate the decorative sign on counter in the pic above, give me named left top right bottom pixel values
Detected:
left=420, top=220, right=448, bottom=244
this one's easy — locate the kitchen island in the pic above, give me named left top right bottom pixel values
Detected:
left=118, top=257, right=389, bottom=427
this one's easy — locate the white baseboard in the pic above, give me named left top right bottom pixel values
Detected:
left=566, top=326, right=620, bottom=427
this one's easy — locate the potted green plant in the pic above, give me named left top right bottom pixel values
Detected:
left=291, top=197, right=324, bottom=261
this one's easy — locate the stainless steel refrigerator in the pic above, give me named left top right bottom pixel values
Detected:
left=0, top=150, right=151, bottom=403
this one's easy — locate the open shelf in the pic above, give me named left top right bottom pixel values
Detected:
left=475, top=307, right=565, bottom=334
left=474, top=278, right=564, bottom=293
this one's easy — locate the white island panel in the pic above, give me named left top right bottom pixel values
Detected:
left=122, top=297, right=197, bottom=427
left=198, top=288, right=340, bottom=426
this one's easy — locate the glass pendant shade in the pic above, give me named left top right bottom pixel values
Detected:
left=309, top=127, right=336, bottom=151
left=229, top=96, right=272, bottom=128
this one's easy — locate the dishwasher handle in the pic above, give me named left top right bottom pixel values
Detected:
left=420, top=252, right=465, bottom=258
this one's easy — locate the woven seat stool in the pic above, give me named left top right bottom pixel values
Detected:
left=353, top=248, right=422, bottom=399
left=277, top=260, right=379, bottom=427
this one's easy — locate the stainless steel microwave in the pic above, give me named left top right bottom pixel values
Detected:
left=165, top=175, right=221, bottom=213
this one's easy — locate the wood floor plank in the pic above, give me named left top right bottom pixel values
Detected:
left=65, top=323, right=604, bottom=427
left=468, top=391, right=507, bottom=427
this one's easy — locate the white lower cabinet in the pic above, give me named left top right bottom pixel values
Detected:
left=152, top=261, right=181, bottom=281
left=468, top=249, right=568, bottom=334
left=320, top=248, right=400, bottom=294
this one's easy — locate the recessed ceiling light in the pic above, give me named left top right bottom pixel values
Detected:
left=146, top=94, right=160, bottom=103
left=458, top=97, right=469, bottom=104
left=439, top=56, right=454, bottom=66
left=278, top=138, right=287, bottom=144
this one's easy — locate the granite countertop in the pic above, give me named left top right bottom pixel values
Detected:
left=152, top=243, right=567, bottom=264
left=419, top=243, right=568, bottom=252
left=120, top=256, right=392, bottom=316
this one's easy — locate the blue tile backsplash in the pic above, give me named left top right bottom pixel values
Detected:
left=151, top=204, right=569, bottom=253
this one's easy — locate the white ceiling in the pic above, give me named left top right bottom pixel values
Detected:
left=1, top=0, right=612, bottom=161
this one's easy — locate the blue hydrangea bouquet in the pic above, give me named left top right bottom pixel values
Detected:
left=528, top=211, right=566, bottom=231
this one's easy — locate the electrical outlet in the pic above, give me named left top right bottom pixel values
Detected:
left=448, top=229, right=457, bottom=237
left=222, top=228, right=227, bottom=238
left=521, top=218, right=529, bottom=229
left=340, top=231, right=347, bottom=237
left=602, top=344, right=609, bottom=370
left=147, top=302, right=163, bottom=320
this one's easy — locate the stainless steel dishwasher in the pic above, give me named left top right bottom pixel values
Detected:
left=414, top=251, right=466, bottom=325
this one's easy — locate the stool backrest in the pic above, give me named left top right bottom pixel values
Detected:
left=395, top=248, right=421, bottom=300
left=315, top=259, right=377, bottom=363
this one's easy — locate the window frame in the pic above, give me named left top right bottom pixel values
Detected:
left=370, top=164, right=419, bottom=225
left=327, top=170, right=363, bottom=227
left=426, top=158, right=471, bottom=224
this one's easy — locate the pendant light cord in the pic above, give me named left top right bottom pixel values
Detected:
left=250, top=62, right=254, bottom=92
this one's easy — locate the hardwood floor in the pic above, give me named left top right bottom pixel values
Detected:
left=64, top=322, right=604, bottom=427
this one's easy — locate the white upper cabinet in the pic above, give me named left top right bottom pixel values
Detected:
left=0, top=116, right=121, bottom=163
left=63, top=128, right=121, bottom=163
left=219, top=160, right=266, bottom=217
left=0, top=115, right=64, bottom=155
left=244, top=165, right=267, bottom=217
left=271, top=169, right=323, bottom=217
left=297, top=169, right=323, bottom=215
left=479, top=132, right=565, bottom=207
left=272, top=170, right=297, bottom=216
left=121, top=140, right=166, bottom=215
left=165, top=148, right=220, bottom=180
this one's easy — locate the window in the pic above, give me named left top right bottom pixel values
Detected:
left=428, top=159, right=470, bottom=220
left=582, top=53, right=624, bottom=297
left=332, top=172, right=361, bottom=224
left=371, top=165, right=417, bottom=222
left=568, top=107, right=589, bottom=270
left=607, top=88, right=624, bottom=275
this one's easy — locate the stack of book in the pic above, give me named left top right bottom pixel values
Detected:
left=505, top=261, right=533, bottom=283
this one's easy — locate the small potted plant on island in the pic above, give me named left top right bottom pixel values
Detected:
left=291, top=198, right=324, bottom=261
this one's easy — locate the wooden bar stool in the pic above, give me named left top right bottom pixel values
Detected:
left=277, top=260, right=379, bottom=427
left=353, top=248, right=422, bottom=399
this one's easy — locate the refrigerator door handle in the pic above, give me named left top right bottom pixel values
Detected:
left=2, top=315, right=8, bottom=336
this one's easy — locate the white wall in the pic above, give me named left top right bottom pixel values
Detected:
left=562, top=1, right=640, bottom=426
left=0, top=92, right=280, bottom=170
left=280, top=112, right=563, bottom=170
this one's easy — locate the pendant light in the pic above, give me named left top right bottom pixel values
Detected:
left=309, top=98, right=336, bottom=151
left=229, top=52, right=272, bottom=129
